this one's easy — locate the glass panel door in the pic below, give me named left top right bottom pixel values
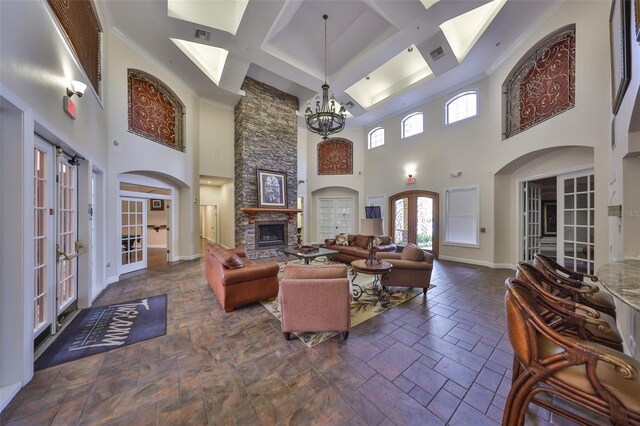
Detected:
left=316, top=197, right=355, bottom=241
left=56, top=157, right=77, bottom=313
left=416, top=196, right=434, bottom=250
left=521, top=182, right=541, bottom=262
left=390, top=191, right=439, bottom=257
left=559, top=172, right=595, bottom=274
left=393, top=198, right=409, bottom=246
left=120, top=198, right=147, bottom=273
left=33, top=143, right=54, bottom=335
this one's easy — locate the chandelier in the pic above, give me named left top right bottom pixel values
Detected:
left=305, top=14, right=346, bottom=140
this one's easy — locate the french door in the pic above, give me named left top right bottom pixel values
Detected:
left=316, top=197, right=355, bottom=241
left=33, top=138, right=79, bottom=340
left=120, top=197, right=147, bottom=274
left=521, top=182, right=542, bottom=262
left=558, top=170, right=595, bottom=274
left=389, top=190, right=439, bottom=258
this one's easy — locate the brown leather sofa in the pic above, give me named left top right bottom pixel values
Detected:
left=375, top=243, right=434, bottom=294
left=325, top=234, right=397, bottom=264
left=204, top=243, right=279, bottom=312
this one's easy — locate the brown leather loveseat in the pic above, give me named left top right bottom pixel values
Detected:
left=204, top=243, right=279, bottom=312
left=325, top=234, right=397, bottom=264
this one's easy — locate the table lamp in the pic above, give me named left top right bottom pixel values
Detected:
left=360, top=218, right=384, bottom=265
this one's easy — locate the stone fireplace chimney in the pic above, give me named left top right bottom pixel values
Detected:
left=234, top=78, right=298, bottom=258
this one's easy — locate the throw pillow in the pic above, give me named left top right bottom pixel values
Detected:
left=336, top=233, right=349, bottom=246
left=401, top=243, right=424, bottom=262
left=354, top=235, right=370, bottom=249
left=212, top=248, right=245, bottom=269
left=379, top=236, right=392, bottom=245
left=369, top=236, right=382, bottom=249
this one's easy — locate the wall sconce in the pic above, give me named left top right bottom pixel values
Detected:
left=66, top=80, right=87, bottom=98
left=406, top=174, right=415, bottom=184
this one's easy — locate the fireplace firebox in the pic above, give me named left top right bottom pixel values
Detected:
left=255, top=221, right=288, bottom=249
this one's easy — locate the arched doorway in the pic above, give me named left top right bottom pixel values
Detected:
left=389, top=190, right=439, bottom=258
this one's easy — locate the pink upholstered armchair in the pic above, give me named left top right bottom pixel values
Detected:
left=279, top=263, right=351, bottom=340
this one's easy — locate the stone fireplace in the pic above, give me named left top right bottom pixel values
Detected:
left=234, top=78, right=299, bottom=258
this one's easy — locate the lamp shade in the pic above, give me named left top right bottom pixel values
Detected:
left=360, top=218, right=383, bottom=236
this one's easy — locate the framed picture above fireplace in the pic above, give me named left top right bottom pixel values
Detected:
left=257, top=169, right=287, bottom=208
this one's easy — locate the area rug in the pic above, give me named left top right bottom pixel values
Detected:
left=263, top=267, right=429, bottom=347
left=35, top=294, right=167, bottom=370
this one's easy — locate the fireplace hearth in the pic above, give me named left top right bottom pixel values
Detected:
left=256, top=221, right=288, bottom=249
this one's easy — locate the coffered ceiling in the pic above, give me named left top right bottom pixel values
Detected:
left=100, top=0, right=561, bottom=129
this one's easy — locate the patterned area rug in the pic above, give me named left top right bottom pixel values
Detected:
left=263, top=262, right=429, bottom=347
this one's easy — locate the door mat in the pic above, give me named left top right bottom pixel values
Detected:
left=35, top=295, right=167, bottom=370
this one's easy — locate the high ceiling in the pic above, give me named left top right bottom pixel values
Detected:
left=100, top=0, right=561, bottom=130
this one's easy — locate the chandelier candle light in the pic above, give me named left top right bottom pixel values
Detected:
left=305, top=14, right=346, bottom=140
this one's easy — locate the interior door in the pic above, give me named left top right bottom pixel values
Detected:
left=558, top=171, right=595, bottom=274
left=120, top=197, right=147, bottom=274
left=56, top=153, right=78, bottom=317
left=521, top=182, right=542, bottom=262
left=316, top=197, right=355, bottom=241
left=33, top=140, right=55, bottom=337
left=390, top=191, right=439, bottom=257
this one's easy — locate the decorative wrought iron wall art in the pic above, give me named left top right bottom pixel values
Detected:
left=318, top=138, right=353, bottom=175
left=127, top=69, right=185, bottom=152
left=503, top=25, right=575, bottom=139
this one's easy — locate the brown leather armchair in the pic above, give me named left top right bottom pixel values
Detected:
left=204, top=244, right=279, bottom=312
left=375, top=243, right=433, bottom=294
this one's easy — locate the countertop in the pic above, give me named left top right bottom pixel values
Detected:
left=597, top=260, right=640, bottom=311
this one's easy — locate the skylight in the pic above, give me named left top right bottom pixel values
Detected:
left=420, top=0, right=440, bottom=11
left=439, top=0, right=507, bottom=63
left=170, top=39, right=229, bottom=86
left=345, top=45, right=433, bottom=110
left=167, top=0, right=249, bottom=36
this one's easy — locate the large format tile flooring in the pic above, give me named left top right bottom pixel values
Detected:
left=3, top=258, right=558, bottom=425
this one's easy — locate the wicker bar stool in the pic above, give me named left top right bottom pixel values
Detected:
left=534, top=254, right=617, bottom=319
left=515, top=262, right=623, bottom=352
left=503, top=278, right=640, bottom=426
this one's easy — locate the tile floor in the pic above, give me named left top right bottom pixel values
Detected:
left=2, top=257, right=566, bottom=425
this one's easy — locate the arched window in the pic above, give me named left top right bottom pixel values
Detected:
left=445, top=91, right=478, bottom=125
left=127, top=69, right=186, bottom=152
left=401, top=112, right=423, bottom=138
left=368, top=127, right=385, bottom=149
left=503, top=25, right=575, bottom=139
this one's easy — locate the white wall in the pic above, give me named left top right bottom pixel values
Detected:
left=306, top=128, right=365, bottom=243
left=219, top=182, right=235, bottom=247
left=0, top=0, right=110, bottom=406
left=358, top=3, right=610, bottom=267
left=106, top=30, right=200, bottom=271
left=199, top=99, right=234, bottom=179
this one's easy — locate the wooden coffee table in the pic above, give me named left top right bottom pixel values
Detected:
left=350, top=259, right=393, bottom=307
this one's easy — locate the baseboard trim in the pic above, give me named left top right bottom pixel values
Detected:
left=178, top=254, right=201, bottom=261
left=1, top=382, right=21, bottom=412
left=439, top=255, right=516, bottom=270
left=105, top=276, right=119, bottom=285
